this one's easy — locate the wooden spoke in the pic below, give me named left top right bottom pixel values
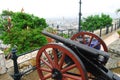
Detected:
left=62, top=77, right=69, bottom=80
left=63, top=73, right=82, bottom=80
left=61, top=64, right=76, bottom=73
left=52, top=48, right=59, bottom=68
left=43, top=73, right=52, bottom=80
left=59, top=53, right=66, bottom=69
left=40, top=68, right=52, bottom=72
left=40, top=58, right=53, bottom=69
left=82, top=35, right=86, bottom=44
left=44, top=50, right=54, bottom=68
left=88, top=36, right=94, bottom=46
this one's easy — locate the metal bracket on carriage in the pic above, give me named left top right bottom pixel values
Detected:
left=96, top=50, right=110, bottom=64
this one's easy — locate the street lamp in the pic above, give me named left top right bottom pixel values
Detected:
left=78, top=0, right=82, bottom=32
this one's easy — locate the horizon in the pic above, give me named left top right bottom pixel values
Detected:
left=0, top=0, right=120, bottom=19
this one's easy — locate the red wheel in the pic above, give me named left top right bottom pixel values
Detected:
left=36, top=43, right=88, bottom=80
left=71, top=32, right=108, bottom=52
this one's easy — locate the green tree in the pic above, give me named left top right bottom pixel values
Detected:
left=0, top=10, right=48, bottom=54
left=82, top=15, right=99, bottom=32
left=81, top=13, right=112, bottom=31
left=101, top=13, right=112, bottom=26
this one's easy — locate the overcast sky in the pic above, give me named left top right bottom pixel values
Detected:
left=0, top=0, right=120, bottom=18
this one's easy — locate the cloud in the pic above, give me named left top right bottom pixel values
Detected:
left=0, top=0, right=120, bottom=18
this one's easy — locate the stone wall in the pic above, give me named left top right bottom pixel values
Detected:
left=108, top=39, right=120, bottom=55
left=106, top=39, right=120, bottom=69
left=0, top=50, right=6, bottom=74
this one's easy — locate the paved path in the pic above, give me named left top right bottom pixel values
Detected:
left=0, top=73, right=13, bottom=80
left=102, top=31, right=119, bottom=46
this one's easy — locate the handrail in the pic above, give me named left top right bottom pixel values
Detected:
left=10, top=48, right=38, bottom=80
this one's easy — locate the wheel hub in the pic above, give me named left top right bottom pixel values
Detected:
left=52, top=69, right=62, bottom=80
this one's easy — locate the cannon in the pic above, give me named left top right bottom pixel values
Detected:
left=36, top=31, right=120, bottom=80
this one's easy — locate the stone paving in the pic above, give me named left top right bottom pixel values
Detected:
left=0, top=73, right=13, bottom=80
left=108, top=39, right=120, bottom=55
left=102, top=31, right=119, bottom=46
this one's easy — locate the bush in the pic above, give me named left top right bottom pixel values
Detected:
left=1, top=28, right=47, bottom=54
left=117, top=30, right=120, bottom=38
left=117, top=30, right=120, bottom=35
left=0, top=10, right=48, bottom=55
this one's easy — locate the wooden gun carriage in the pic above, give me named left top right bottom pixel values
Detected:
left=36, top=31, right=120, bottom=80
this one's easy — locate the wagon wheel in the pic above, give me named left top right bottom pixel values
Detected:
left=36, top=43, right=88, bottom=80
left=71, top=32, right=108, bottom=52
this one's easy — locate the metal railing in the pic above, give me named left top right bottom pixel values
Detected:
left=10, top=48, right=39, bottom=80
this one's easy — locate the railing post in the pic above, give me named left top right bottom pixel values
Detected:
left=115, top=23, right=116, bottom=30
left=11, top=48, right=21, bottom=80
left=111, top=24, right=113, bottom=32
left=106, top=25, right=109, bottom=34
left=99, top=26, right=102, bottom=37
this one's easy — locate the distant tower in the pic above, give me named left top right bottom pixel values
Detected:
left=21, top=8, right=24, bottom=13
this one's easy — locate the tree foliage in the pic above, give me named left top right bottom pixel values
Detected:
left=0, top=10, right=48, bottom=54
left=81, top=13, right=112, bottom=31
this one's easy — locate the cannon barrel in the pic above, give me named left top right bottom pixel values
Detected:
left=42, top=31, right=109, bottom=58
left=41, top=31, right=120, bottom=80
